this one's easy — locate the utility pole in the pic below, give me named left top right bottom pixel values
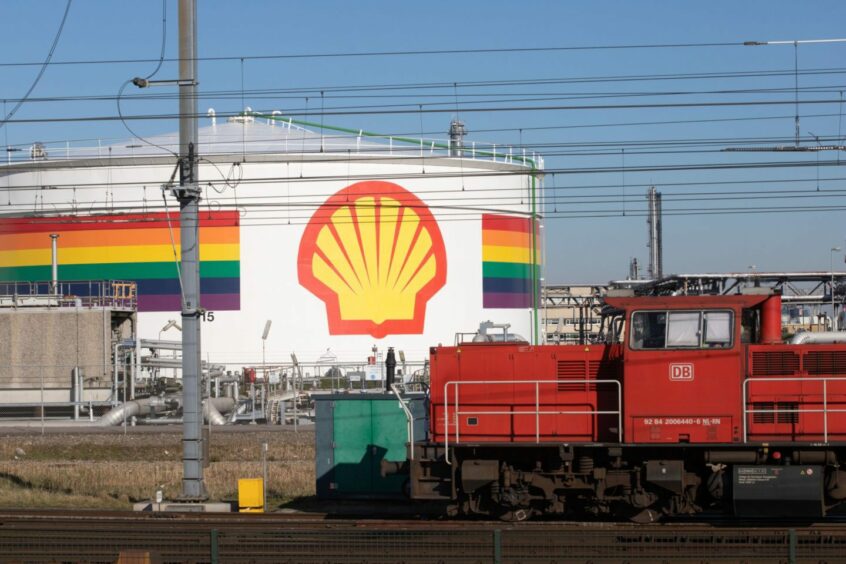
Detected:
left=177, top=0, right=205, bottom=500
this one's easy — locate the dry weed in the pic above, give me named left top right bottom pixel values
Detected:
left=0, top=429, right=315, bottom=509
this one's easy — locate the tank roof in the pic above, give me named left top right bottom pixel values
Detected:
left=1, top=113, right=541, bottom=170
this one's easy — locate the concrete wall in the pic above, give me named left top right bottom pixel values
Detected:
left=0, top=308, right=127, bottom=399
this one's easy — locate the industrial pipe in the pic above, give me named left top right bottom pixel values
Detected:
left=790, top=331, right=846, bottom=344
left=100, top=396, right=234, bottom=426
left=49, top=233, right=59, bottom=294
left=98, top=399, right=147, bottom=426
left=203, top=396, right=236, bottom=425
left=72, top=367, right=80, bottom=421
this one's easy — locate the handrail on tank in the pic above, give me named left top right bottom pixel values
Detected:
left=742, top=376, right=846, bottom=443
left=443, top=379, right=622, bottom=465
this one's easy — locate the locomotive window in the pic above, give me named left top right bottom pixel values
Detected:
left=741, top=308, right=759, bottom=344
left=667, top=312, right=700, bottom=347
left=704, top=311, right=732, bottom=346
left=631, top=311, right=666, bottom=349
left=631, top=310, right=734, bottom=350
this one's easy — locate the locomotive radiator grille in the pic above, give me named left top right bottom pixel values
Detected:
left=557, top=360, right=618, bottom=391
left=557, top=360, right=589, bottom=391
left=751, top=351, right=800, bottom=376
left=751, top=401, right=799, bottom=424
left=804, top=351, right=846, bottom=375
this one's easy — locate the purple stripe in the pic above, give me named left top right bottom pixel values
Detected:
left=202, top=294, right=240, bottom=310
left=483, top=292, right=532, bottom=309
left=138, top=293, right=240, bottom=312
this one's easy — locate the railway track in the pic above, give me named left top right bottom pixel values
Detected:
left=2, top=510, right=846, bottom=563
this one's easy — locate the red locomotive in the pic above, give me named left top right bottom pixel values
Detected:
left=404, top=291, right=846, bottom=521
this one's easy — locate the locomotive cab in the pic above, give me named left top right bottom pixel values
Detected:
left=606, top=293, right=778, bottom=445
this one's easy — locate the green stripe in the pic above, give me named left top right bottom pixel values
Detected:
left=483, top=261, right=540, bottom=279
left=0, top=261, right=239, bottom=281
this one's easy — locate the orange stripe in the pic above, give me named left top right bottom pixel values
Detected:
left=482, top=229, right=531, bottom=249
left=0, top=226, right=239, bottom=250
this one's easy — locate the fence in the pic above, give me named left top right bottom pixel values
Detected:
left=1, top=521, right=843, bottom=563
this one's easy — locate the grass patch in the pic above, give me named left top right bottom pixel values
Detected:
left=0, top=429, right=315, bottom=509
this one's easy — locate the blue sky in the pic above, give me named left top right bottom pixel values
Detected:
left=2, top=1, right=846, bottom=283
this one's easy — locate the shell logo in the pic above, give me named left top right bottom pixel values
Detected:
left=298, top=180, right=447, bottom=338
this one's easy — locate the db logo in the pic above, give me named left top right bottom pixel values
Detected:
left=669, top=363, right=694, bottom=381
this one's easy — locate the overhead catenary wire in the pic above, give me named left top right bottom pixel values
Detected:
left=10, top=185, right=846, bottom=212
left=0, top=40, right=758, bottom=69
left=114, top=0, right=177, bottom=158
left=7, top=200, right=846, bottom=228
left=6, top=111, right=845, bottom=151
left=4, top=156, right=846, bottom=195
left=0, top=0, right=72, bottom=131
left=5, top=97, right=846, bottom=125
left=2, top=34, right=845, bottom=238
left=2, top=63, right=846, bottom=114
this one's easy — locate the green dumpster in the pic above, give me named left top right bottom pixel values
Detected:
left=314, top=392, right=427, bottom=499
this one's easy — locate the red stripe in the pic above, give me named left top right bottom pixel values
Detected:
left=482, top=214, right=531, bottom=234
left=0, top=211, right=240, bottom=234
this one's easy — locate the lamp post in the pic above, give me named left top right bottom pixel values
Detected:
left=262, top=320, right=272, bottom=380
left=159, top=319, right=182, bottom=341
left=261, top=320, right=272, bottom=422
left=832, top=247, right=841, bottom=331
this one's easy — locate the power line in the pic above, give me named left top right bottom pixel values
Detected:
left=7, top=199, right=846, bottom=227
left=6, top=112, right=843, bottom=151
left=0, top=40, right=747, bottom=69
left=8, top=81, right=846, bottom=106
left=0, top=0, right=72, bottom=131
left=4, top=97, right=846, bottom=125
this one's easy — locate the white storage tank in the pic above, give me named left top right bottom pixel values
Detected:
left=0, top=112, right=544, bottom=368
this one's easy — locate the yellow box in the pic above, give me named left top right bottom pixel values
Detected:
left=238, top=478, right=264, bottom=513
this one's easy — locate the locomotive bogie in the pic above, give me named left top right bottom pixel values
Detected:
left=408, top=443, right=846, bottom=520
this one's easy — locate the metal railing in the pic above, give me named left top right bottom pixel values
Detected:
left=390, top=384, right=416, bottom=460
left=742, top=376, right=846, bottom=443
left=443, top=379, right=622, bottom=464
left=0, top=279, right=137, bottom=310
left=4, top=119, right=543, bottom=168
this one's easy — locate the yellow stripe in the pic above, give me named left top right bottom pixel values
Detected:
left=0, top=243, right=239, bottom=267
left=0, top=226, right=239, bottom=251
left=482, top=244, right=542, bottom=265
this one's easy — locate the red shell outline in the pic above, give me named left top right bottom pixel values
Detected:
left=297, top=180, right=447, bottom=338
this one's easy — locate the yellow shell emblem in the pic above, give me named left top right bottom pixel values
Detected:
left=298, top=181, right=447, bottom=338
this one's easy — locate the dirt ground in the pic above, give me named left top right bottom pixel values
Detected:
left=0, top=426, right=315, bottom=510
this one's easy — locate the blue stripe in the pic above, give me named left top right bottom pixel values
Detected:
left=483, top=277, right=532, bottom=294
left=137, top=277, right=240, bottom=296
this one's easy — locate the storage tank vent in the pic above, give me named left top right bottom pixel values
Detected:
left=30, top=142, right=47, bottom=160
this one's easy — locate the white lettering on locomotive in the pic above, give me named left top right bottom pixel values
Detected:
left=669, top=363, right=694, bottom=381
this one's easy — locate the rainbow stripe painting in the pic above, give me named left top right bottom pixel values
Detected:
left=0, top=211, right=240, bottom=312
left=482, top=213, right=539, bottom=309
